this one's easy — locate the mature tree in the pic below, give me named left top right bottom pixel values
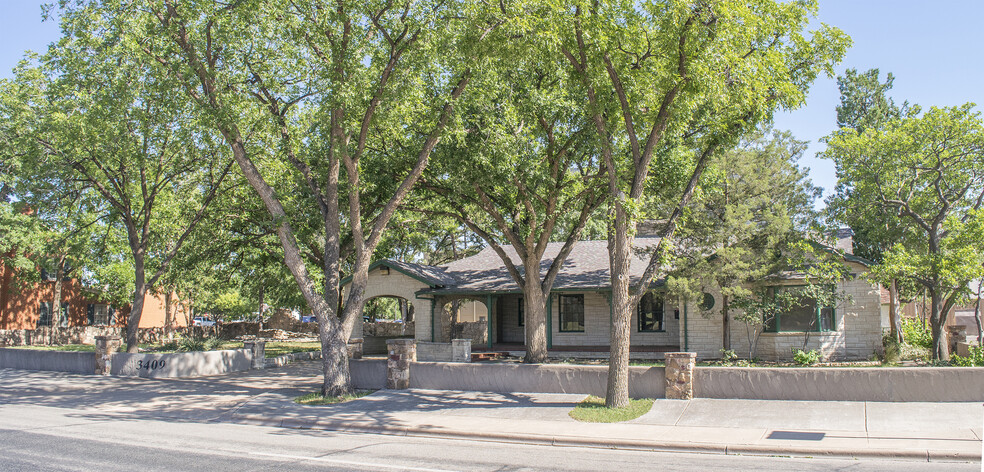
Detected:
left=91, top=0, right=511, bottom=394
left=0, top=28, right=233, bottom=351
left=824, top=104, right=984, bottom=360
left=671, top=127, right=820, bottom=353
left=420, top=55, right=606, bottom=363
left=552, top=0, right=849, bottom=407
left=826, top=68, right=910, bottom=342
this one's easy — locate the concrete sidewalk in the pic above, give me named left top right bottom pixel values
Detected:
left=1, top=362, right=980, bottom=462
left=228, top=387, right=982, bottom=461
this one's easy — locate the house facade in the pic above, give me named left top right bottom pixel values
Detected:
left=0, top=262, right=185, bottom=330
left=344, top=237, right=884, bottom=361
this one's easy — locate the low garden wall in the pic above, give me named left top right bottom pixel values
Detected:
left=110, top=349, right=253, bottom=378
left=408, top=362, right=666, bottom=398
left=0, top=326, right=223, bottom=347
left=376, top=357, right=984, bottom=402
left=695, top=366, right=984, bottom=402
left=0, top=348, right=96, bottom=374
left=350, top=358, right=386, bottom=389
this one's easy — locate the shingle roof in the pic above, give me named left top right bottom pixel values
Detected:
left=375, top=259, right=459, bottom=286
left=416, top=238, right=663, bottom=295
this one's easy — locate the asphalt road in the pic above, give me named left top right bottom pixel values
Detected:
left=0, top=403, right=977, bottom=472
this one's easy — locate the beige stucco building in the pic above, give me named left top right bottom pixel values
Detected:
left=344, top=236, right=884, bottom=361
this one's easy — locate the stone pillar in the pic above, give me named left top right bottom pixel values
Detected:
left=664, top=352, right=697, bottom=400
left=386, top=339, right=416, bottom=389
left=947, top=325, right=967, bottom=354
left=452, top=338, right=472, bottom=363
left=244, top=340, right=266, bottom=369
left=347, top=338, right=364, bottom=359
left=94, top=335, right=122, bottom=375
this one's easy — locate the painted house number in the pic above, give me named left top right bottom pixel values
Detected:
left=137, top=360, right=166, bottom=370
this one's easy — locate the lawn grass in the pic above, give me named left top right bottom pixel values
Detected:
left=8, top=344, right=96, bottom=352
left=568, top=395, right=654, bottom=423
left=263, top=341, right=322, bottom=358
left=7, top=340, right=321, bottom=358
left=294, top=389, right=376, bottom=405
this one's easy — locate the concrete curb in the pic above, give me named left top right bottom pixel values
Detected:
left=228, top=413, right=981, bottom=462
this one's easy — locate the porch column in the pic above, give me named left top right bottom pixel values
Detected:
left=546, top=293, right=552, bottom=349
left=486, top=294, right=494, bottom=350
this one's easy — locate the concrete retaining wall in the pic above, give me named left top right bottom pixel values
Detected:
left=409, top=362, right=665, bottom=398
left=0, top=348, right=96, bottom=374
left=351, top=359, right=386, bottom=389
left=110, top=349, right=253, bottom=378
left=416, top=342, right=453, bottom=362
left=696, top=367, right=984, bottom=402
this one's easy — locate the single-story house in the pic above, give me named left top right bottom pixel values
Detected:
left=345, top=234, right=883, bottom=361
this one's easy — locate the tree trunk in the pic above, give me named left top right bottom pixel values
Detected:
left=50, top=255, right=66, bottom=342
left=257, top=282, right=265, bottom=329
left=126, top=255, right=148, bottom=353
left=722, top=294, right=730, bottom=351
left=929, top=288, right=949, bottom=361
left=164, top=290, right=174, bottom=339
left=889, top=279, right=902, bottom=343
left=320, top=327, right=351, bottom=397
left=605, top=204, right=633, bottom=409
left=974, top=283, right=983, bottom=345
left=523, top=282, right=549, bottom=363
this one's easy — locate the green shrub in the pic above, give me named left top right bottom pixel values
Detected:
left=177, top=336, right=207, bottom=352
left=719, top=349, right=738, bottom=366
left=900, top=318, right=933, bottom=349
left=951, top=346, right=984, bottom=367
left=792, top=349, right=822, bottom=366
left=882, top=333, right=901, bottom=364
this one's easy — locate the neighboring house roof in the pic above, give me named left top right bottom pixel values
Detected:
left=420, top=237, right=663, bottom=295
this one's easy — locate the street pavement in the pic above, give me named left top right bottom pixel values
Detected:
left=0, top=361, right=980, bottom=465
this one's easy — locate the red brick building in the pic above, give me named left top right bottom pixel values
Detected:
left=0, top=261, right=187, bottom=330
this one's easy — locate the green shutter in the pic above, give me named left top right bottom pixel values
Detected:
left=87, top=304, right=95, bottom=325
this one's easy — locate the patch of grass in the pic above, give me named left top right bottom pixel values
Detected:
left=568, top=395, right=654, bottom=423
left=8, top=344, right=95, bottom=352
left=294, top=389, right=375, bottom=405
left=264, top=341, right=322, bottom=358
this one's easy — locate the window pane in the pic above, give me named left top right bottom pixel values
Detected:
left=820, top=306, right=834, bottom=331
left=559, top=295, right=584, bottom=332
left=94, top=304, right=110, bottom=326
left=780, top=298, right=818, bottom=331
left=518, top=299, right=524, bottom=326
left=637, top=293, right=663, bottom=331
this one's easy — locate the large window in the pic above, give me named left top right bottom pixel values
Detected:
left=517, top=299, right=524, bottom=326
left=38, top=302, right=68, bottom=328
left=88, top=304, right=112, bottom=326
left=764, top=286, right=834, bottom=333
left=558, top=295, right=584, bottom=332
left=37, top=302, right=52, bottom=327
left=637, top=292, right=664, bottom=332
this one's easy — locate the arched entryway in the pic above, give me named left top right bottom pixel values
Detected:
left=433, top=296, right=495, bottom=348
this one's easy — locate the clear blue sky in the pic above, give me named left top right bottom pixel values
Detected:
left=3, top=1, right=983, bottom=205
